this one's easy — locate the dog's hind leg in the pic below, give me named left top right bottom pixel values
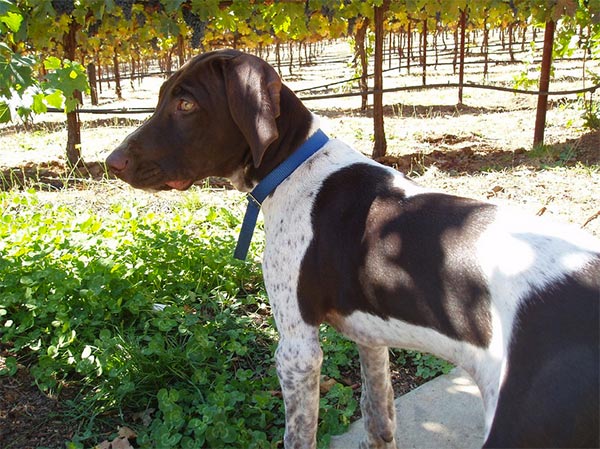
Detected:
left=276, top=328, right=323, bottom=449
left=358, top=345, right=398, bottom=449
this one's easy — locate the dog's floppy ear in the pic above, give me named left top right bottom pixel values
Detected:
left=225, top=55, right=281, bottom=168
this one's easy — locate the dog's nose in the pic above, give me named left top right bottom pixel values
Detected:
left=106, top=150, right=129, bottom=173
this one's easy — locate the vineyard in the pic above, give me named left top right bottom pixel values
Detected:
left=1, top=1, right=599, bottom=449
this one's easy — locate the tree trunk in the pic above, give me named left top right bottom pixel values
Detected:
left=275, top=42, right=282, bottom=76
left=508, top=22, right=516, bottom=62
left=288, top=42, right=293, bottom=76
left=177, top=34, right=185, bottom=67
left=407, top=20, right=412, bottom=74
left=66, top=111, right=81, bottom=167
left=398, top=29, right=404, bottom=71
left=87, top=63, right=98, bottom=106
left=453, top=26, right=459, bottom=75
left=533, top=20, right=555, bottom=147
left=63, top=19, right=82, bottom=167
left=372, top=0, right=389, bottom=159
left=354, top=17, right=370, bottom=111
left=483, top=13, right=489, bottom=78
left=434, top=29, right=439, bottom=68
left=113, top=48, right=122, bottom=100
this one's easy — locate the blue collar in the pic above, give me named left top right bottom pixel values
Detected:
left=234, top=129, right=329, bottom=260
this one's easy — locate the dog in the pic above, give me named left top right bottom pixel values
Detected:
left=106, top=49, right=600, bottom=449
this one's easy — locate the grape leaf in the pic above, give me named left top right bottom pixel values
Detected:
left=0, top=101, right=10, bottom=123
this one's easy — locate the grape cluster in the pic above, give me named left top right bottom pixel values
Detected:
left=87, top=19, right=101, bottom=37
left=321, top=5, right=335, bottom=24
left=116, top=0, right=134, bottom=21
left=136, top=12, right=146, bottom=27
left=51, top=0, right=75, bottom=15
left=182, top=8, right=206, bottom=49
left=150, top=37, right=160, bottom=51
left=347, top=17, right=356, bottom=35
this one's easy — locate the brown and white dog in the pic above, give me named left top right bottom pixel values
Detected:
left=106, top=49, right=600, bottom=449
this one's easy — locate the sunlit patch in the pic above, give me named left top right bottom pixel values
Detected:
left=422, top=421, right=447, bottom=433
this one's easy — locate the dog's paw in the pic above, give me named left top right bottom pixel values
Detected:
left=358, top=435, right=398, bottom=449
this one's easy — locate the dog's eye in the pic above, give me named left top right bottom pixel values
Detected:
left=177, top=99, right=195, bottom=112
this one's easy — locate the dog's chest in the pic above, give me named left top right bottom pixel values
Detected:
left=260, top=141, right=368, bottom=329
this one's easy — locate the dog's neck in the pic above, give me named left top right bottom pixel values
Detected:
left=232, top=85, right=316, bottom=191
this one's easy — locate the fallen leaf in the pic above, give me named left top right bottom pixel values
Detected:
left=320, top=376, right=338, bottom=394
left=111, top=437, right=134, bottom=449
left=132, top=408, right=155, bottom=427
left=118, top=426, right=136, bottom=439
left=582, top=210, right=600, bottom=229
left=486, top=185, right=505, bottom=198
left=94, top=441, right=111, bottom=449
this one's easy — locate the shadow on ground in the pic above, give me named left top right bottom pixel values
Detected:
left=0, top=130, right=597, bottom=191
left=376, top=130, right=599, bottom=175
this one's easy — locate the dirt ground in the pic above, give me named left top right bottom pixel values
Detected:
left=0, top=37, right=598, bottom=448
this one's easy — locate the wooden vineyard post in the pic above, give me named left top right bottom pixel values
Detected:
left=458, top=8, right=467, bottom=105
left=422, top=18, right=427, bottom=85
left=372, top=0, right=390, bottom=159
left=533, top=19, right=555, bottom=147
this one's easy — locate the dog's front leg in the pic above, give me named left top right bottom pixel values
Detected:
left=358, top=345, right=398, bottom=449
left=276, top=328, right=323, bottom=449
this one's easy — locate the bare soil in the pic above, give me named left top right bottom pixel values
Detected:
left=0, top=349, right=79, bottom=449
left=0, top=37, right=598, bottom=448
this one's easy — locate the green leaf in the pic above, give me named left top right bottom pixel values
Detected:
left=43, top=56, right=62, bottom=71
left=0, top=101, right=10, bottom=123
left=44, top=90, right=64, bottom=109
left=0, top=11, right=23, bottom=32
left=31, top=93, right=47, bottom=114
left=0, top=356, right=18, bottom=376
left=0, top=0, right=19, bottom=15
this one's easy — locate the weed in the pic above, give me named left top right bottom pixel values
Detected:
left=393, top=350, right=453, bottom=380
left=581, top=100, right=600, bottom=130
left=581, top=71, right=600, bottom=131
left=527, top=142, right=578, bottom=166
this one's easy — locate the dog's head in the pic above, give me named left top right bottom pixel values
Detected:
left=106, top=49, right=300, bottom=192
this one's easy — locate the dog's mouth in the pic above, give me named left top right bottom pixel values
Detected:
left=164, top=180, right=194, bottom=191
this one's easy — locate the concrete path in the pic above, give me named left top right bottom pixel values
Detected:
left=329, top=368, right=486, bottom=449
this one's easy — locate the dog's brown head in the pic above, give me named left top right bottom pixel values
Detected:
left=106, top=49, right=312, bottom=191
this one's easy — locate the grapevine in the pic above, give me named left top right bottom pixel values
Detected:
left=5, top=0, right=600, bottom=158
